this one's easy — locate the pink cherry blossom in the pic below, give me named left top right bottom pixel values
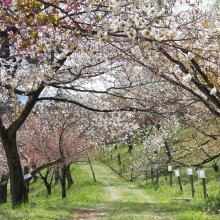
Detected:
left=2, top=0, right=12, bottom=7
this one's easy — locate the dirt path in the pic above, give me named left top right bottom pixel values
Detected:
left=74, top=161, right=173, bottom=220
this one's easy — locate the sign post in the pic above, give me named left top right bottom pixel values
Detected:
left=168, top=165, right=173, bottom=186
left=175, top=170, right=183, bottom=192
left=198, top=170, right=207, bottom=199
left=145, top=160, right=148, bottom=181
left=187, top=168, right=195, bottom=197
left=154, top=163, right=159, bottom=190
left=151, top=167, right=154, bottom=183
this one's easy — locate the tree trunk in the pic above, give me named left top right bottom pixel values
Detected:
left=61, top=165, right=67, bottom=199
left=87, top=153, right=96, bottom=182
left=2, top=132, right=28, bottom=208
left=0, top=174, right=9, bottom=204
left=212, top=162, right=219, bottom=172
left=66, top=164, right=74, bottom=188
left=45, top=182, right=52, bottom=195
left=54, top=168, right=60, bottom=185
left=40, top=175, right=52, bottom=195
left=38, top=169, right=53, bottom=195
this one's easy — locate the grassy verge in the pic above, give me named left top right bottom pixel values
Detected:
left=0, top=159, right=219, bottom=220
left=0, top=163, right=106, bottom=220
left=101, top=145, right=220, bottom=220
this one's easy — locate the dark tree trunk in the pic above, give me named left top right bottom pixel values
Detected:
left=212, top=162, right=219, bottom=172
left=55, top=168, right=60, bottom=185
left=164, top=141, right=172, bottom=162
left=0, top=174, right=9, bottom=204
left=45, top=182, right=52, bottom=195
left=39, top=173, right=51, bottom=195
left=38, top=168, right=53, bottom=195
left=66, top=164, right=74, bottom=188
left=87, top=153, right=96, bottom=182
left=2, top=132, right=28, bottom=208
left=61, top=165, right=67, bottom=199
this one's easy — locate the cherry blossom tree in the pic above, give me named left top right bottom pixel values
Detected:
left=0, top=0, right=157, bottom=207
left=0, top=0, right=219, bottom=208
left=19, top=105, right=89, bottom=195
left=101, top=0, right=220, bottom=116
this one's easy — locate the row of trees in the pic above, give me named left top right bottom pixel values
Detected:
left=0, top=0, right=219, bottom=207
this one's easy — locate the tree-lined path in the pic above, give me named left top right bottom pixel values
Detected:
left=74, top=162, right=173, bottom=220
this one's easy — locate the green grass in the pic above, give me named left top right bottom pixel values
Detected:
left=0, top=164, right=106, bottom=220
left=135, top=179, right=220, bottom=220
left=101, top=144, right=220, bottom=220
left=0, top=160, right=219, bottom=220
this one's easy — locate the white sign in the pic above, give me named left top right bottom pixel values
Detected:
left=186, top=168, right=193, bottom=176
left=168, top=165, right=172, bottom=172
left=24, top=173, right=32, bottom=180
left=154, top=164, right=159, bottom=169
left=174, top=170, right=180, bottom=177
left=198, top=170, right=205, bottom=179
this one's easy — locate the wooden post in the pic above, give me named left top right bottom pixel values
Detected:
left=155, top=169, right=159, bottom=190
left=198, top=170, right=207, bottom=199
left=168, top=165, right=172, bottom=186
left=169, top=171, right=173, bottom=186
left=110, top=150, right=113, bottom=161
left=151, top=167, right=154, bottom=183
left=130, top=167, right=133, bottom=182
left=202, top=178, right=207, bottom=199
left=187, top=168, right=194, bottom=197
left=154, top=164, right=159, bottom=190
left=117, top=153, right=121, bottom=166
left=175, top=170, right=183, bottom=192
left=190, top=175, right=195, bottom=198
left=178, top=176, right=183, bottom=192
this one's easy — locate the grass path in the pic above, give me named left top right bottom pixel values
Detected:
left=0, top=161, right=218, bottom=220
left=74, top=161, right=173, bottom=220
